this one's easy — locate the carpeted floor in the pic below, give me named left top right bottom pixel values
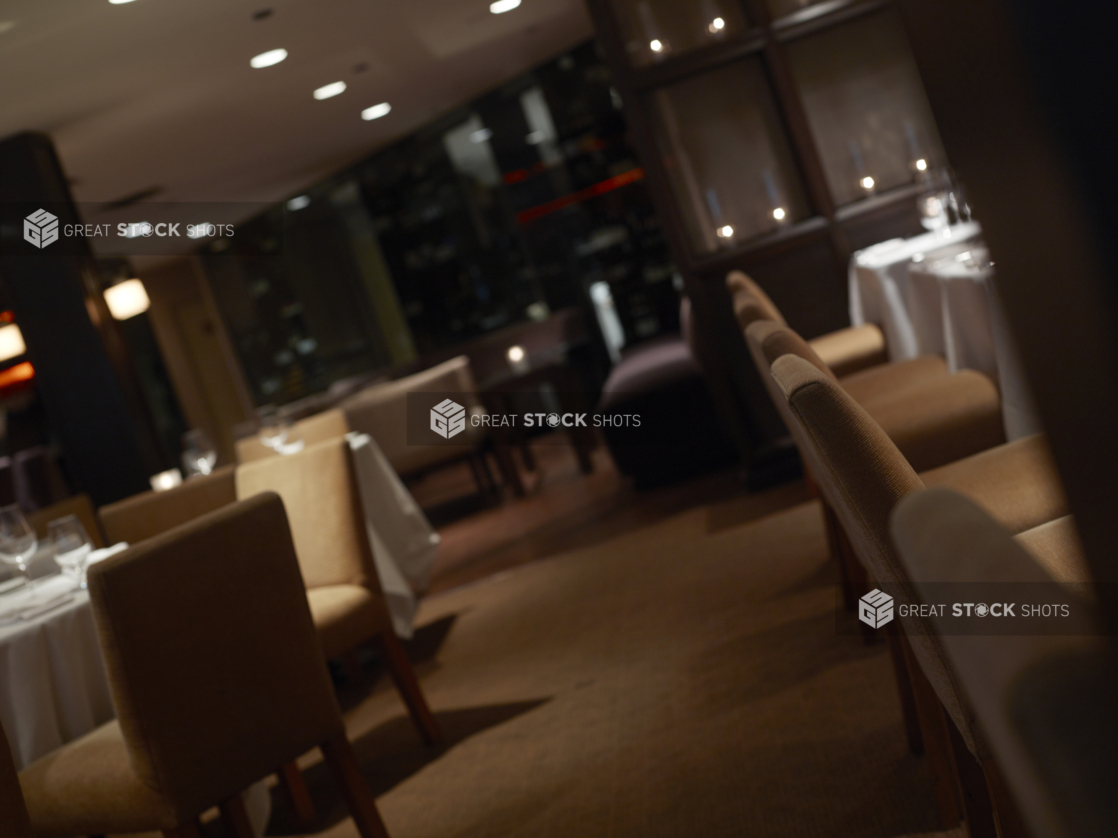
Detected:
left=266, top=489, right=957, bottom=838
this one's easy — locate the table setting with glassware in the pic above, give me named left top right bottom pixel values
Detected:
left=848, top=169, right=1042, bottom=440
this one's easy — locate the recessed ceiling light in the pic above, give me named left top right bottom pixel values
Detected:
left=490, top=0, right=521, bottom=13
left=361, top=102, right=391, bottom=121
left=109, top=0, right=138, bottom=4
left=250, top=48, right=287, bottom=69
left=314, top=81, right=347, bottom=100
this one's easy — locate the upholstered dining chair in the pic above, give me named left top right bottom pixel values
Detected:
left=28, top=493, right=105, bottom=548
left=340, top=356, right=493, bottom=488
left=1, top=721, right=33, bottom=838
left=727, top=270, right=889, bottom=377
left=891, top=488, right=1106, bottom=838
left=235, top=437, right=442, bottom=747
left=17, top=494, right=390, bottom=838
left=730, top=276, right=978, bottom=456
left=747, top=321, right=1067, bottom=533
left=98, top=465, right=237, bottom=546
left=768, top=354, right=1082, bottom=837
left=743, top=315, right=1029, bottom=611
left=744, top=318, right=1005, bottom=474
left=235, top=408, right=351, bottom=464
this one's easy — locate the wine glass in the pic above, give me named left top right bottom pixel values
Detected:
left=49, top=515, right=93, bottom=590
left=918, top=168, right=952, bottom=231
left=0, top=505, right=38, bottom=588
left=181, top=428, right=218, bottom=478
left=256, top=407, right=291, bottom=452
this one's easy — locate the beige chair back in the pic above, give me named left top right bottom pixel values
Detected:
left=235, top=409, right=350, bottom=464
left=891, top=487, right=1103, bottom=837
left=726, top=271, right=786, bottom=326
left=0, top=721, right=33, bottom=838
left=87, top=493, right=343, bottom=824
left=234, top=437, right=383, bottom=595
left=28, top=494, right=105, bottom=548
left=98, top=466, right=236, bottom=546
left=341, top=355, right=484, bottom=475
left=744, top=318, right=835, bottom=463
left=768, top=353, right=988, bottom=759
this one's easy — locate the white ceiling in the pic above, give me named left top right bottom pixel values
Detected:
left=0, top=0, right=593, bottom=262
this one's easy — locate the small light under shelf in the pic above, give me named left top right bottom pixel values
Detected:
left=716, top=225, right=734, bottom=239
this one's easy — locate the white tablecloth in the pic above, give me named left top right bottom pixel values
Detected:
left=849, top=222, right=984, bottom=360
left=0, top=549, right=271, bottom=833
left=347, top=432, right=440, bottom=639
left=908, top=253, right=1042, bottom=440
left=0, top=573, right=112, bottom=771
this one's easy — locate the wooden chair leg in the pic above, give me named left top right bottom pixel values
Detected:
left=219, top=792, right=256, bottom=838
left=899, top=632, right=963, bottom=830
left=835, top=525, right=878, bottom=645
left=466, top=455, right=488, bottom=498
left=519, top=441, right=536, bottom=472
left=945, top=717, right=999, bottom=838
left=321, top=734, right=390, bottom=838
left=342, top=649, right=366, bottom=687
left=161, top=820, right=204, bottom=838
left=821, top=500, right=856, bottom=610
left=884, top=621, right=924, bottom=755
left=982, top=757, right=1034, bottom=838
left=377, top=632, right=443, bottom=746
left=492, top=441, right=525, bottom=496
left=277, top=760, right=316, bottom=826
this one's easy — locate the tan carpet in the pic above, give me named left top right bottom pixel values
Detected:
left=270, top=495, right=947, bottom=838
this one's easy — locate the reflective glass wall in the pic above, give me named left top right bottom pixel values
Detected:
left=201, top=42, right=677, bottom=407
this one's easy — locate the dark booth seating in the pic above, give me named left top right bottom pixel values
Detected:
left=596, top=302, right=737, bottom=488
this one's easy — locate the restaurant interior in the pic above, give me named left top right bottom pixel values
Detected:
left=0, top=0, right=1115, bottom=836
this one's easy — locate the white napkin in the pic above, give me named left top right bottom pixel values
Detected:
left=88, top=542, right=129, bottom=566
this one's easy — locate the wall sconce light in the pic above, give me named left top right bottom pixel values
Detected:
left=104, top=278, right=151, bottom=320
left=0, top=324, right=27, bottom=363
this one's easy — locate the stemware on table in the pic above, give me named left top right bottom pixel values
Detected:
left=0, top=504, right=38, bottom=589
left=181, top=428, right=218, bottom=478
left=49, top=515, right=94, bottom=590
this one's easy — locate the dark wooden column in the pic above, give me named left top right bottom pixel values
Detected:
left=0, top=131, right=153, bottom=504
